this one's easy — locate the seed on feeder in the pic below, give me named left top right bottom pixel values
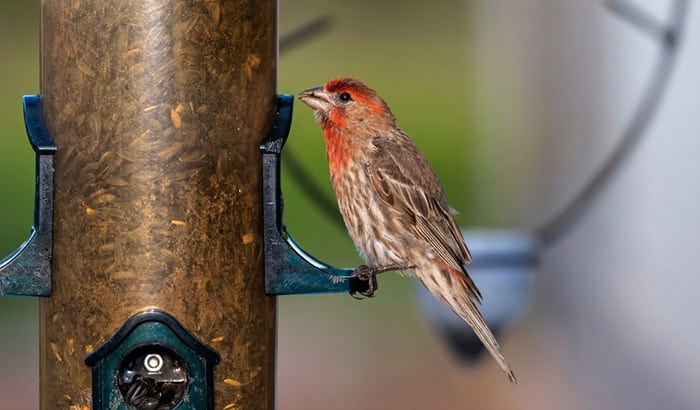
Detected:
left=89, top=188, right=108, bottom=199
left=124, top=48, right=142, bottom=58
left=171, top=103, right=185, bottom=128
left=157, top=142, right=184, bottom=161
left=105, top=176, right=129, bottom=187
left=111, top=270, right=136, bottom=280
left=178, top=150, right=207, bottom=163
left=223, top=378, right=242, bottom=387
left=51, top=342, right=63, bottom=362
left=76, top=59, right=95, bottom=77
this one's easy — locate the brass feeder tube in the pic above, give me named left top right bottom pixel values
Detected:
left=40, top=1, right=276, bottom=408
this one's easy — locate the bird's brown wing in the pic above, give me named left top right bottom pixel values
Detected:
left=368, top=135, right=480, bottom=301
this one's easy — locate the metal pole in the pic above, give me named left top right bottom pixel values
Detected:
left=40, top=1, right=276, bottom=408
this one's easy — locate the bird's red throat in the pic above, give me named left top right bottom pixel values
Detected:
left=322, top=125, right=354, bottom=195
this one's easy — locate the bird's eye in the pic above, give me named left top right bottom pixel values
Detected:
left=338, top=92, right=352, bottom=102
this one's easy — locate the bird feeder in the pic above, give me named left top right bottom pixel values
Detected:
left=2, top=1, right=278, bottom=408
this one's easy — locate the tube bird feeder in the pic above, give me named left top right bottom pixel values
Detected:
left=37, top=1, right=276, bottom=408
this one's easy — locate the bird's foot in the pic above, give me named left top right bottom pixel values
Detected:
left=349, top=264, right=414, bottom=299
left=350, top=266, right=378, bottom=299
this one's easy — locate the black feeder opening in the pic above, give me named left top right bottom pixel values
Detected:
left=85, top=310, right=220, bottom=410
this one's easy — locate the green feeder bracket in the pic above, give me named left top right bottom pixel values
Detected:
left=0, top=95, right=55, bottom=296
left=259, top=94, right=373, bottom=296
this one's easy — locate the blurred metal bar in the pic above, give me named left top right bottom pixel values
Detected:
left=607, top=0, right=682, bottom=45
left=538, top=0, right=688, bottom=245
left=280, top=15, right=333, bottom=54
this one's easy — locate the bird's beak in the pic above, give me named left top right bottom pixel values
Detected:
left=299, top=86, right=332, bottom=112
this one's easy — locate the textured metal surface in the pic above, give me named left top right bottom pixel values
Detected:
left=0, top=95, right=55, bottom=296
left=40, top=1, right=276, bottom=408
left=259, top=95, right=372, bottom=295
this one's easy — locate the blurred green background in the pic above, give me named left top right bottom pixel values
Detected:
left=279, top=0, right=480, bottom=264
left=0, top=1, right=558, bottom=409
left=0, top=1, right=41, bottom=408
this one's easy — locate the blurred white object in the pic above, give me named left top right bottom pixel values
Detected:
left=416, top=229, right=537, bottom=363
left=465, top=1, right=699, bottom=409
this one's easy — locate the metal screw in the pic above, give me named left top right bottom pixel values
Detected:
left=143, top=353, right=163, bottom=372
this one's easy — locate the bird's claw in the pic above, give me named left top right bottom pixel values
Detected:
left=349, top=265, right=377, bottom=299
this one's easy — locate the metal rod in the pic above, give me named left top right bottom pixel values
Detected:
left=537, top=0, right=688, bottom=246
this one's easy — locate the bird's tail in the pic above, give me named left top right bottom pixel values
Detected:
left=419, top=263, right=517, bottom=383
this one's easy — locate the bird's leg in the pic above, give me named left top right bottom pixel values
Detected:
left=353, top=263, right=412, bottom=279
left=350, top=264, right=414, bottom=299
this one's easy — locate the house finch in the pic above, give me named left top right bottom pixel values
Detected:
left=299, top=77, right=516, bottom=382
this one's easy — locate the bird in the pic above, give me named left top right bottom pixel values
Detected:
left=299, top=77, right=516, bottom=383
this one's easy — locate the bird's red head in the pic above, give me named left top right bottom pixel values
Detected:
left=299, top=77, right=397, bottom=176
left=299, top=77, right=395, bottom=132
left=324, top=77, right=386, bottom=113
